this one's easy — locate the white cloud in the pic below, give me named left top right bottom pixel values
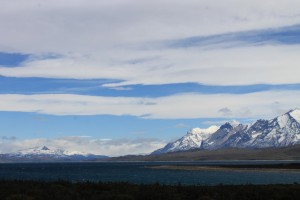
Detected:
left=0, top=0, right=300, bottom=87
left=1, top=0, right=300, bottom=54
left=202, top=120, right=232, bottom=126
left=0, top=91, right=298, bottom=119
left=1, top=44, right=300, bottom=86
left=0, top=136, right=165, bottom=156
left=101, top=45, right=300, bottom=86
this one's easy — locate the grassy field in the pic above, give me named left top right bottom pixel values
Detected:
left=1, top=180, right=300, bottom=200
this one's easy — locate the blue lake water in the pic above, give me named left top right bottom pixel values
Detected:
left=1, top=161, right=300, bottom=185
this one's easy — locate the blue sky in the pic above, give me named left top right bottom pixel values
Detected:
left=0, top=0, right=300, bottom=155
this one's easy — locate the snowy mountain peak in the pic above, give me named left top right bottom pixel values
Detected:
left=13, top=146, right=96, bottom=157
left=274, top=109, right=300, bottom=128
left=41, top=146, right=50, bottom=151
left=152, top=125, right=219, bottom=154
left=4, top=146, right=109, bottom=161
left=219, top=120, right=240, bottom=129
left=228, top=120, right=240, bottom=127
left=16, top=146, right=65, bottom=155
left=220, top=123, right=233, bottom=130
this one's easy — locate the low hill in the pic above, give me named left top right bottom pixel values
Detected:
left=108, top=144, right=300, bottom=161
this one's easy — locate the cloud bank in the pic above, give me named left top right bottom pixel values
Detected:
left=0, top=136, right=165, bottom=156
left=1, top=45, right=300, bottom=87
left=0, top=91, right=298, bottom=119
left=1, top=0, right=300, bottom=54
left=0, top=0, right=300, bottom=87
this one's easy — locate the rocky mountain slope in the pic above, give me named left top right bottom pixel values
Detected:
left=153, top=109, right=300, bottom=154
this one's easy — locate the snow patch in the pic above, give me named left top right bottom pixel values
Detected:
left=251, top=131, right=261, bottom=139
left=277, top=114, right=289, bottom=128
left=290, top=109, right=300, bottom=124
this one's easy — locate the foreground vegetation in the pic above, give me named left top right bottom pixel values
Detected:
left=1, top=180, right=300, bottom=200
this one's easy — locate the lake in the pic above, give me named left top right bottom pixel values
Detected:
left=1, top=161, right=300, bottom=185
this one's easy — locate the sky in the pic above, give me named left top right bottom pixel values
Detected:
left=0, top=0, right=300, bottom=156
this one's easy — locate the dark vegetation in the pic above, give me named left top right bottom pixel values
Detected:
left=108, top=144, right=300, bottom=161
left=0, top=180, right=300, bottom=200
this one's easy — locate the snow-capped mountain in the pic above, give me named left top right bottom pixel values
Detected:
left=1, top=146, right=108, bottom=161
left=14, top=146, right=90, bottom=157
left=152, top=125, right=219, bottom=154
left=152, top=109, right=300, bottom=154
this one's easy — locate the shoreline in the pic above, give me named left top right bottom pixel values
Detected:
left=148, top=164, right=300, bottom=172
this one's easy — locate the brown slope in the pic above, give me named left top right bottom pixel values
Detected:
left=107, top=144, right=300, bottom=161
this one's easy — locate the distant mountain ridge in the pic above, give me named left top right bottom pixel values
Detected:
left=0, top=146, right=108, bottom=162
left=14, top=146, right=89, bottom=156
left=153, top=109, right=300, bottom=154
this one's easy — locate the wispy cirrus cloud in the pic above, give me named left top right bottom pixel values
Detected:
left=174, top=123, right=189, bottom=129
left=163, top=24, right=300, bottom=49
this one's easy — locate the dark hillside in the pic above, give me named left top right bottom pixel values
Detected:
left=109, top=144, right=300, bottom=161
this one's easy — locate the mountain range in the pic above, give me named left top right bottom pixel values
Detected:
left=0, top=146, right=108, bottom=162
left=152, top=108, right=300, bottom=154
left=1, top=109, right=300, bottom=162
